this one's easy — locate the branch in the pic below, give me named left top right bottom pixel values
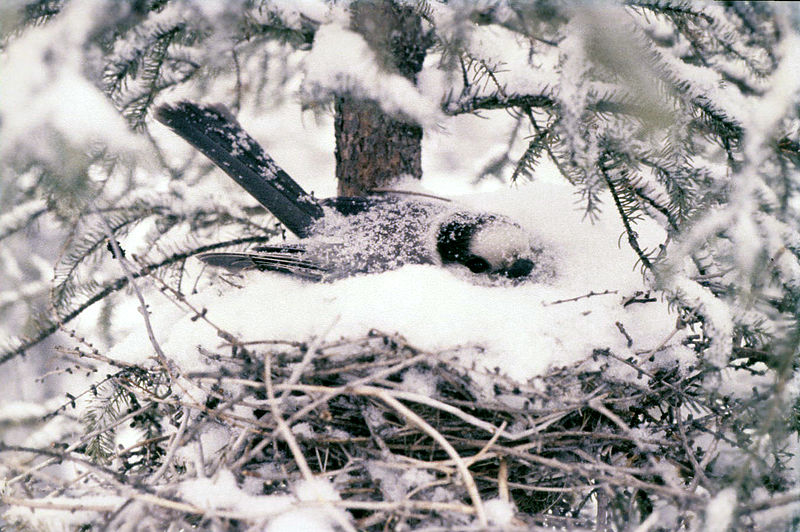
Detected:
left=599, top=156, right=654, bottom=271
left=0, top=236, right=272, bottom=366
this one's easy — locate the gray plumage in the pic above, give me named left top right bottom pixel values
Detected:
left=155, top=101, right=540, bottom=281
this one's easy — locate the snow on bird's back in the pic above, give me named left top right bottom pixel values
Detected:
left=150, top=179, right=684, bottom=384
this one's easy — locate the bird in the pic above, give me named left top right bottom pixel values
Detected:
left=155, top=101, right=541, bottom=282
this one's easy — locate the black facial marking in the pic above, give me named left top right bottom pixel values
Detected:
left=436, top=212, right=496, bottom=268
left=436, top=217, right=476, bottom=264
left=464, top=256, right=491, bottom=273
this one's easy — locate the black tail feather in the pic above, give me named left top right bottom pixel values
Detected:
left=155, top=102, right=323, bottom=238
left=197, top=251, right=325, bottom=280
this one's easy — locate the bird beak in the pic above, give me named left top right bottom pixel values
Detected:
left=501, top=258, right=534, bottom=279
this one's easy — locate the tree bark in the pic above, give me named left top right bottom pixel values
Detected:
left=335, top=0, right=426, bottom=197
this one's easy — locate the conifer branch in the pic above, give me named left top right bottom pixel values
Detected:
left=599, top=153, right=654, bottom=271
left=0, top=236, right=272, bottom=367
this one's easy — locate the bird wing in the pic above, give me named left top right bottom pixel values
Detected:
left=155, top=101, right=324, bottom=238
left=251, top=244, right=307, bottom=254
left=197, top=251, right=325, bottom=281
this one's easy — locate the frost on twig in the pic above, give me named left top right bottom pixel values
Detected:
left=2, top=280, right=795, bottom=530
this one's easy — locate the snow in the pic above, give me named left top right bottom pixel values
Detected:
left=704, top=488, right=737, bottom=532
left=0, top=199, right=46, bottom=238
left=0, top=0, right=146, bottom=165
left=0, top=398, right=58, bottom=424
left=106, top=178, right=682, bottom=386
left=401, top=368, right=437, bottom=398
left=179, top=468, right=293, bottom=516
left=178, top=473, right=346, bottom=530
left=3, top=495, right=127, bottom=532
left=294, top=478, right=340, bottom=502
left=367, top=461, right=436, bottom=501
left=266, top=0, right=330, bottom=27
left=301, top=15, right=443, bottom=129
left=668, top=276, right=733, bottom=368
left=265, top=508, right=339, bottom=532
left=484, top=498, right=516, bottom=526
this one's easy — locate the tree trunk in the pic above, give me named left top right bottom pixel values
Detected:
left=335, top=0, right=426, bottom=197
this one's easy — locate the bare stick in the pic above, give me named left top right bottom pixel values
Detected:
left=279, top=317, right=339, bottom=404
left=544, top=289, right=618, bottom=306
left=149, top=405, right=191, bottom=484
left=232, top=353, right=430, bottom=469
left=498, top=457, right=510, bottom=502
left=465, top=421, right=508, bottom=467
left=265, top=351, right=314, bottom=481
left=278, top=383, right=511, bottom=440
left=374, top=390, right=488, bottom=526
left=93, top=206, right=172, bottom=374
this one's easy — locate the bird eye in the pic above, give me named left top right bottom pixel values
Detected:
left=464, top=256, right=491, bottom=273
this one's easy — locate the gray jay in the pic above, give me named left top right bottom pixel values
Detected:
left=155, top=102, right=539, bottom=281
